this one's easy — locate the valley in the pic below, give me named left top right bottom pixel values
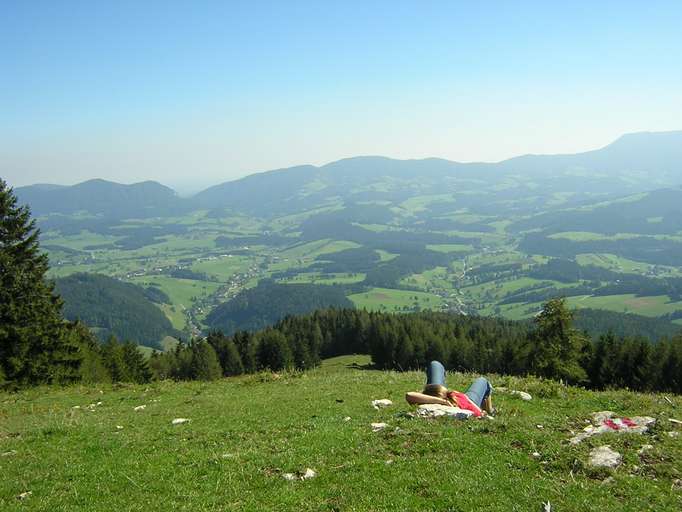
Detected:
left=17, top=131, right=682, bottom=347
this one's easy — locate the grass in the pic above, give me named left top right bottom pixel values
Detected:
left=576, top=253, right=682, bottom=277
left=190, top=255, right=251, bottom=281
left=277, top=272, right=366, bottom=285
left=348, top=287, right=444, bottom=312
left=1, top=355, right=680, bottom=511
left=426, top=243, right=474, bottom=253
left=128, top=276, right=221, bottom=310
left=565, top=294, right=682, bottom=317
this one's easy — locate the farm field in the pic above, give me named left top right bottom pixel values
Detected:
left=1, top=355, right=679, bottom=511
left=348, top=287, right=444, bottom=312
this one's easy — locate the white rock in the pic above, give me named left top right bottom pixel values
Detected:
left=343, top=416, right=351, bottom=422
left=16, top=491, right=32, bottom=500
left=416, top=403, right=474, bottom=420
left=385, top=459, right=394, bottom=465
left=542, top=501, right=551, bottom=512
left=282, top=473, right=297, bottom=481
left=371, top=399, right=393, bottom=409
left=371, top=422, right=388, bottom=432
left=532, top=452, right=541, bottom=458
left=71, top=405, right=81, bottom=410
left=115, top=425, right=124, bottom=430
left=536, top=424, right=544, bottom=429
left=591, top=411, right=615, bottom=423
left=172, top=418, right=190, bottom=425
left=668, top=418, right=682, bottom=426
left=510, top=390, right=532, bottom=401
left=133, top=405, right=146, bottom=411
left=667, top=431, right=680, bottom=438
left=301, top=468, right=316, bottom=480
left=1, top=450, right=17, bottom=457
left=589, top=446, right=622, bottom=469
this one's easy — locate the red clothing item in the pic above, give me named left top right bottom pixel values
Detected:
left=447, top=391, right=483, bottom=417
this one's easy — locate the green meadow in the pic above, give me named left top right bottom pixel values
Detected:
left=348, top=287, right=444, bottom=312
left=1, top=355, right=680, bottom=511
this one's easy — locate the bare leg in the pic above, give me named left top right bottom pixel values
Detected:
left=483, top=395, right=493, bottom=414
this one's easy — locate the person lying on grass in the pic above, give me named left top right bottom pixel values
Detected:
left=405, top=360, right=494, bottom=417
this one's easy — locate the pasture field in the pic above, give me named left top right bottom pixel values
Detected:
left=426, top=243, right=474, bottom=253
left=277, top=272, right=366, bottom=285
left=190, top=255, right=253, bottom=281
left=1, top=355, right=679, bottom=511
left=575, top=253, right=682, bottom=277
left=400, top=266, right=454, bottom=291
left=565, top=294, right=682, bottom=317
left=279, top=239, right=360, bottom=260
left=127, top=276, right=221, bottom=310
left=348, top=287, right=444, bottom=312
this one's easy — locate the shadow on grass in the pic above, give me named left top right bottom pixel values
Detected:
left=346, top=361, right=377, bottom=371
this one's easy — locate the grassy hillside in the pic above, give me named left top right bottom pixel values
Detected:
left=1, top=355, right=680, bottom=511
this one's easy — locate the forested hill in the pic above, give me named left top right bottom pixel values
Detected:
left=55, top=273, right=179, bottom=348
left=16, top=179, right=185, bottom=218
left=205, top=280, right=353, bottom=335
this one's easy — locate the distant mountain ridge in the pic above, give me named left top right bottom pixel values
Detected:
left=14, top=130, right=682, bottom=219
left=16, top=178, right=184, bottom=218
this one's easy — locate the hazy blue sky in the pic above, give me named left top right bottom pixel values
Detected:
left=2, top=1, right=681, bottom=192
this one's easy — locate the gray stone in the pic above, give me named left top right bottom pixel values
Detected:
left=589, top=446, right=622, bottom=468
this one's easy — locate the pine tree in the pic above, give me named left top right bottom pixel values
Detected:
left=64, top=321, right=110, bottom=383
left=100, top=336, right=129, bottom=382
left=221, top=339, right=244, bottom=376
left=0, top=179, right=81, bottom=387
left=121, top=341, right=152, bottom=383
left=256, top=330, right=293, bottom=371
left=528, top=298, right=588, bottom=384
left=190, top=341, right=223, bottom=380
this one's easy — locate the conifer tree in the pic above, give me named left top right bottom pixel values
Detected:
left=121, top=341, right=152, bottom=383
left=100, top=336, right=129, bottom=382
left=528, top=298, right=588, bottom=384
left=0, top=179, right=81, bottom=387
left=256, top=330, right=292, bottom=371
left=190, top=340, right=223, bottom=380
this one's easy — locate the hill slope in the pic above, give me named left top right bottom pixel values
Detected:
left=1, top=356, right=679, bottom=510
left=205, top=280, right=353, bottom=335
left=55, top=273, right=179, bottom=347
left=16, top=179, right=185, bottom=218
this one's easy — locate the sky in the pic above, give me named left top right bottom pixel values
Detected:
left=2, top=1, right=681, bottom=193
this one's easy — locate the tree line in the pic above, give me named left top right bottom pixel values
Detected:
left=147, top=302, right=682, bottom=394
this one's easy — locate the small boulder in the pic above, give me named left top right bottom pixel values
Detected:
left=589, top=446, right=622, bottom=469
left=301, top=468, right=316, bottom=480
left=510, top=390, right=532, bottom=401
left=172, top=418, right=190, bottom=425
left=371, top=399, right=393, bottom=409
left=133, top=405, right=146, bottom=412
left=371, top=422, right=388, bottom=432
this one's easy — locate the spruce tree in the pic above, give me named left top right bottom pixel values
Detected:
left=100, top=336, right=128, bottom=382
left=190, top=340, right=223, bottom=380
left=0, top=179, right=81, bottom=387
left=122, top=341, right=152, bottom=383
left=256, top=330, right=293, bottom=371
left=529, top=298, right=588, bottom=384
